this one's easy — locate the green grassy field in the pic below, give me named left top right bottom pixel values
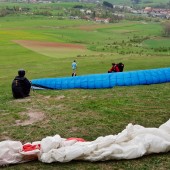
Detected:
left=0, top=13, right=170, bottom=170
left=107, top=0, right=170, bottom=6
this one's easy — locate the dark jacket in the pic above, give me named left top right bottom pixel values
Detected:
left=12, top=76, right=31, bottom=99
left=118, top=63, right=124, bottom=72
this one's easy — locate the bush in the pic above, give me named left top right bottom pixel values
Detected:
left=162, top=22, right=170, bottom=37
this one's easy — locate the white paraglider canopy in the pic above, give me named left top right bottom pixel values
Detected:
left=0, top=119, right=170, bottom=166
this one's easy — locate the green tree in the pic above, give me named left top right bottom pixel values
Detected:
left=167, top=1, right=170, bottom=8
left=162, top=22, right=170, bottom=37
left=103, top=1, right=113, bottom=8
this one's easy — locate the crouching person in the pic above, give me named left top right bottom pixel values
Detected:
left=12, top=69, right=31, bottom=99
left=118, top=62, right=124, bottom=72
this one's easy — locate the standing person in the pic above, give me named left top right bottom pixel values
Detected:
left=72, top=60, right=77, bottom=76
left=12, top=69, right=31, bottom=99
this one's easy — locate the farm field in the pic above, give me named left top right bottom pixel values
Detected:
left=0, top=12, right=170, bottom=170
left=107, top=0, right=170, bottom=6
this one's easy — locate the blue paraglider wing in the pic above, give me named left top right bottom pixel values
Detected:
left=31, top=67, right=170, bottom=90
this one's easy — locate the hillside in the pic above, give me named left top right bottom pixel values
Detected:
left=0, top=1, right=170, bottom=169
left=0, top=0, right=170, bottom=8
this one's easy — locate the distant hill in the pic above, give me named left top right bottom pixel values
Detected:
left=104, top=0, right=170, bottom=7
left=0, top=0, right=169, bottom=8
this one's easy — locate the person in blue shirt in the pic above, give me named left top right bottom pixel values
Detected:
left=72, top=60, right=77, bottom=76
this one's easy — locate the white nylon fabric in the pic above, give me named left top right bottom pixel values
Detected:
left=0, top=119, right=170, bottom=166
left=0, top=141, right=22, bottom=166
left=39, top=119, right=170, bottom=163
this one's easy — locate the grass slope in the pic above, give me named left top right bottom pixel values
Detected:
left=106, top=0, right=170, bottom=6
left=0, top=14, right=170, bottom=169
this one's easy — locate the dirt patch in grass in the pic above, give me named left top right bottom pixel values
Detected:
left=15, top=110, right=45, bottom=126
left=0, top=135, right=12, bottom=141
left=55, top=95, right=65, bottom=100
left=13, top=98, right=31, bottom=103
left=13, top=40, right=86, bottom=49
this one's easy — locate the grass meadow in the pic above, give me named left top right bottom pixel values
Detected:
left=0, top=14, right=170, bottom=170
left=107, top=0, right=170, bottom=6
